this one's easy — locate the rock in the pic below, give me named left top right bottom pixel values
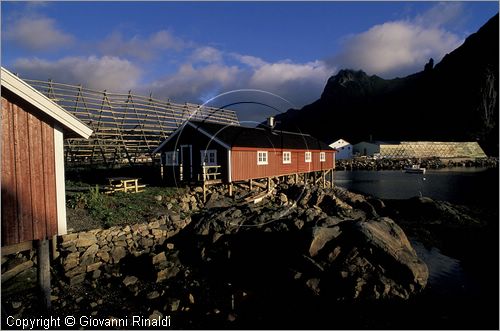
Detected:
left=152, top=252, right=167, bottom=265
left=61, top=233, right=78, bottom=242
left=188, top=293, right=195, bottom=304
left=154, top=195, right=163, bottom=202
left=1, top=260, right=33, bottom=283
left=11, top=301, right=22, bottom=309
left=122, top=275, right=138, bottom=287
left=76, top=233, right=97, bottom=247
left=86, top=262, right=102, bottom=273
left=355, top=217, right=428, bottom=290
left=279, top=193, right=288, bottom=204
left=92, top=270, right=102, bottom=279
left=110, top=246, right=127, bottom=263
left=65, top=265, right=86, bottom=278
left=166, top=243, right=175, bottom=250
left=149, top=310, right=163, bottom=320
left=70, top=273, right=86, bottom=286
left=306, top=278, right=321, bottom=295
left=97, top=251, right=110, bottom=263
left=309, top=226, right=341, bottom=257
left=147, top=291, right=160, bottom=300
left=80, top=244, right=99, bottom=265
left=169, top=298, right=180, bottom=312
left=156, top=266, right=180, bottom=282
left=227, top=313, right=237, bottom=322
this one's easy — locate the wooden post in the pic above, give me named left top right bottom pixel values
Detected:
left=330, top=168, right=334, bottom=188
left=295, top=173, right=298, bottom=183
left=322, top=171, right=326, bottom=188
left=267, top=177, right=271, bottom=193
left=203, top=182, right=207, bottom=203
left=249, top=179, right=253, bottom=190
left=36, top=239, right=51, bottom=310
left=160, top=165, right=164, bottom=181
left=51, top=235, right=59, bottom=260
left=228, top=183, right=233, bottom=197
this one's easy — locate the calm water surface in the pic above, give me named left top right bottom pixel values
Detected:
left=333, top=167, right=499, bottom=206
left=334, top=167, right=499, bottom=328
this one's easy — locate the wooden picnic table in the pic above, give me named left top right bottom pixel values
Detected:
left=105, top=177, right=146, bottom=194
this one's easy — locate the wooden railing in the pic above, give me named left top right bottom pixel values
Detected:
left=198, top=165, right=222, bottom=182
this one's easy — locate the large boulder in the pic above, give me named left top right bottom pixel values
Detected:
left=313, top=217, right=428, bottom=300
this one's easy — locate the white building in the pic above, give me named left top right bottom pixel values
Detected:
left=329, top=139, right=353, bottom=160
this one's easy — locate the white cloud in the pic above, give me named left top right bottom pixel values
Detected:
left=4, top=16, right=74, bottom=51
left=99, top=30, right=187, bottom=60
left=329, top=3, right=464, bottom=78
left=250, top=60, right=331, bottom=88
left=190, top=46, right=224, bottom=64
left=13, top=56, right=141, bottom=91
left=144, top=49, right=332, bottom=109
left=414, top=2, right=465, bottom=29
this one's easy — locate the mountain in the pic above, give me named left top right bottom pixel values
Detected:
left=275, top=14, right=499, bottom=156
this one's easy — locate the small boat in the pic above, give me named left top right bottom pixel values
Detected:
left=404, top=164, right=426, bottom=174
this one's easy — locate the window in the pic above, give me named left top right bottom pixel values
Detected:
left=164, top=151, right=178, bottom=166
left=305, top=151, right=312, bottom=163
left=257, top=151, right=268, bottom=165
left=200, top=150, right=217, bottom=166
left=283, top=151, right=291, bottom=164
left=320, top=152, right=326, bottom=162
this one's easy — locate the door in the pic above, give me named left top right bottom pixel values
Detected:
left=181, top=145, right=192, bottom=181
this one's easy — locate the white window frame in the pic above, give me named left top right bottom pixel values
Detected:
left=164, top=151, right=178, bottom=166
left=200, top=149, right=217, bottom=166
left=257, top=151, right=268, bottom=165
left=305, top=151, right=312, bottom=163
left=282, top=151, right=291, bottom=164
left=320, top=152, right=326, bottom=162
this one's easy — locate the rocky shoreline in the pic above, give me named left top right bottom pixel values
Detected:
left=335, top=157, right=498, bottom=171
left=2, top=178, right=497, bottom=329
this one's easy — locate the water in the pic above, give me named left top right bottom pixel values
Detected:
left=333, top=167, right=499, bottom=207
left=334, top=167, right=499, bottom=328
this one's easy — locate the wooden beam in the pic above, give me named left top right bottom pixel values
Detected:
left=1, top=241, right=33, bottom=256
left=36, top=239, right=51, bottom=310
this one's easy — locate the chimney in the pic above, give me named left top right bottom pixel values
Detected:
left=267, top=116, right=275, bottom=129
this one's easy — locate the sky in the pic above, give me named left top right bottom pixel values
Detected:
left=1, top=1, right=498, bottom=122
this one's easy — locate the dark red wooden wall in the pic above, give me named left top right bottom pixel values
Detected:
left=2, top=91, right=58, bottom=246
left=231, top=147, right=335, bottom=182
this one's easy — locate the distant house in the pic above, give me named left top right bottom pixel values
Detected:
left=1, top=67, right=92, bottom=248
left=329, top=139, right=353, bottom=160
left=353, top=141, right=487, bottom=159
left=153, top=120, right=336, bottom=184
left=353, top=141, right=382, bottom=157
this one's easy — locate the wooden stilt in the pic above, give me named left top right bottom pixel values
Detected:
left=51, top=235, right=59, bottom=260
left=36, top=239, right=51, bottom=310
left=249, top=179, right=253, bottom=190
left=228, top=183, right=233, bottom=197
left=267, top=177, right=271, bottom=193
left=330, top=168, right=334, bottom=188
left=295, top=173, right=298, bottom=183
left=203, top=182, right=207, bottom=203
left=322, top=171, right=326, bottom=188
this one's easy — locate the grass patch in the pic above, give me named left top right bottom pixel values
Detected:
left=66, top=185, right=185, bottom=229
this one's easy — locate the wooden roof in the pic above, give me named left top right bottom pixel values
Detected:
left=154, top=120, right=334, bottom=153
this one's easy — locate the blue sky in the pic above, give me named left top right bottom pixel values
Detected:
left=1, top=1, right=498, bottom=119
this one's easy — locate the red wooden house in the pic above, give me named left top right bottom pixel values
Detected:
left=1, top=67, right=92, bottom=250
left=153, top=119, right=335, bottom=185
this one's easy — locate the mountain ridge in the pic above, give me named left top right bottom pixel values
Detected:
left=275, top=14, right=499, bottom=156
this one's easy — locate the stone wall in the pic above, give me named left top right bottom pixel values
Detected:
left=59, top=212, right=191, bottom=286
